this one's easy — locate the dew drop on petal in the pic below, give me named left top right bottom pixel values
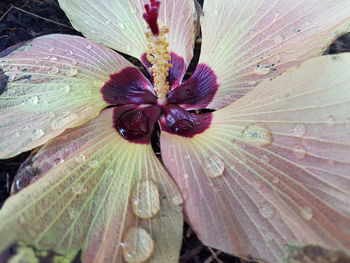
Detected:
left=184, top=154, right=190, bottom=160
left=241, top=123, right=272, bottom=147
left=68, top=208, right=79, bottom=220
left=272, top=177, right=280, bottom=184
left=47, top=66, right=59, bottom=75
left=300, top=206, right=313, bottom=220
left=75, top=153, right=86, bottom=163
left=72, top=183, right=86, bottom=195
left=259, top=203, right=275, bottom=219
left=51, top=113, right=78, bottom=130
left=49, top=56, right=58, bottom=61
left=48, top=47, right=55, bottom=53
left=28, top=96, right=39, bottom=105
left=273, top=34, right=283, bottom=44
left=63, top=84, right=71, bottom=93
left=131, top=179, right=160, bottom=219
left=171, top=193, right=183, bottom=206
left=105, top=19, right=112, bottom=25
left=260, top=155, right=271, bottom=164
left=89, top=160, right=99, bottom=168
left=122, top=227, right=154, bottom=263
left=204, top=155, right=225, bottom=178
left=293, top=145, right=306, bottom=160
left=66, top=68, right=78, bottom=77
left=86, top=44, right=92, bottom=49
left=32, top=129, right=45, bottom=140
left=93, top=80, right=104, bottom=88
left=68, top=50, right=74, bottom=55
left=253, top=66, right=270, bottom=75
left=290, top=123, right=306, bottom=137
left=327, top=115, right=336, bottom=126
left=118, top=22, right=125, bottom=29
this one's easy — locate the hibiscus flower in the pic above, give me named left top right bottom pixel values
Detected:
left=0, top=0, right=350, bottom=262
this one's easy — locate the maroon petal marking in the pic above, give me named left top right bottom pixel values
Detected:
left=101, top=67, right=157, bottom=105
left=114, top=105, right=161, bottom=144
left=160, top=105, right=212, bottom=137
left=167, top=64, right=219, bottom=110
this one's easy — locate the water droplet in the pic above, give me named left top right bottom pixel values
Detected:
left=13, top=132, right=20, bottom=137
left=66, top=68, right=78, bottom=77
left=260, top=155, right=271, bottom=164
left=71, top=59, right=78, bottom=65
left=171, top=119, right=193, bottom=134
left=327, top=115, right=336, bottom=126
left=241, top=123, right=272, bottom=147
left=290, top=123, right=306, bottom=137
left=62, top=84, right=71, bottom=93
left=28, top=96, right=39, bottom=105
left=48, top=47, right=55, bottom=53
left=122, top=227, right=154, bottom=263
left=265, top=232, right=274, bottom=242
left=131, top=179, right=160, bottom=219
left=49, top=56, right=58, bottom=61
left=184, top=154, right=190, bottom=160
left=75, top=153, right=86, bottom=163
left=68, top=208, right=79, bottom=220
left=300, top=206, right=313, bottom=220
left=259, top=203, right=275, bottom=219
left=172, top=193, right=183, bottom=206
left=118, top=22, right=125, bottom=29
left=105, top=19, right=112, bottom=25
left=272, top=177, right=280, bottom=184
left=72, top=183, right=86, bottom=195
left=89, top=160, right=99, bottom=168
left=254, top=66, right=271, bottom=76
left=204, top=155, right=225, bottom=178
left=104, top=169, right=114, bottom=176
left=247, top=80, right=257, bottom=86
left=93, top=80, right=104, bottom=88
left=293, top=145, right=306, bottom=160
left=68, top=50, right=74, bottom=55
left=86, top=44, right=92, bottom=49
left=32, top=129, right=45, bottom=140
left=47, top=66, right=59, bottom=75
left=273, top=34, right=283, bottom=44
left=51, top=113, right=78, bottom=129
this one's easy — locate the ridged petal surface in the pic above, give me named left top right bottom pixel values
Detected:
left=161, top=54, right=350, bottom=262
left=199, top=0, right=350, bottom=109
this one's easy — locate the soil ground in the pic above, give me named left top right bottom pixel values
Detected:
left=0, top=0, right=349, bottom=263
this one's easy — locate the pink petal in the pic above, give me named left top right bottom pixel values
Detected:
left=0, top=34, right=134, bottom=158
left=161, top=54, right=350, bottom=262
left=58, top=0, right=198, bottom=66
left=198, top=0, right=350, bottom=109
left=0, top=108, right=183, bottom=263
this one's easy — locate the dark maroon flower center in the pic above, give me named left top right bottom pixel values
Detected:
left=100, top=53, right=218, bottom=144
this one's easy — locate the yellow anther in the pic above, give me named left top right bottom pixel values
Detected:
left=146, top=25, right=172, bottom=101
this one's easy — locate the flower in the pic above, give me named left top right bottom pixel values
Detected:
left=0, top=0, right=350, bottom=262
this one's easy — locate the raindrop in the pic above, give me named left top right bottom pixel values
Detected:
left=13, top=132, right=20, bottom=137
left=253, top=66, right=270, bottom=76
left=241, top=123, right=272, bottom=147
left=75, top=153, right=86, bottom=163
left=259, top=202, right=275, bottom=219
left=300, top=206, right=313, bottom=220
left=247, top=80, right=257, bottom=86
left=272, top=177, right=280, bottom=184
left=260, top=155, right=271, bottom=164
left=273, top=34, right=283, bottom=44
left=290, top=123, right=306, bottom=137
left=121, top=227, right=154, bottom=263
left=71, top=59, right=78, bottom=65
left=48, top=47, right=55, bottom=53
left=86, top=44, right=92, bottom=49
left=72, top=183, right=86, bottom=195
left=66, top=68, right=78, bottom=77
left=131, top=179, right=160, bottom=219
left=32, top=129, right=45, bottom=140
left=51, top=113, right=78, bottom=130
left=62, top=84, right=71, bottom=93
left=105, top=19, right=112, bottom=25
left=118, top=22, right=126, bottom=29
left=204, top=155, right=225, bottom=178
left=28, top=96, right=39, bottom=105
left=172, top=193, right=183, bottom=206
left=49, top=56, right=58, bottom=61
left=68, top=208, right=79, bottom=220
left=184, top=154, right=190, bottom=160
left=93, top=80, right=104, bottom=88
left=293, top=145, right=306, bottom=160
left=68, top=50, right=75, bottom=55
left=327, top=115, right=336, bottom=126
left=89, top=160, right=99, bottom=168
left=47, top=66, right=59, bottom=75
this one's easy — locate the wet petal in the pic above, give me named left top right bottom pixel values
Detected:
left=0, top=108, right=183, bottom=263
left=199, top=0, right=350, bottom=109
left=58, top=0, right=198, bottom=66
left=161, top=54, right=350, bottom=262
left=0, top=34, right=136, bottom=158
